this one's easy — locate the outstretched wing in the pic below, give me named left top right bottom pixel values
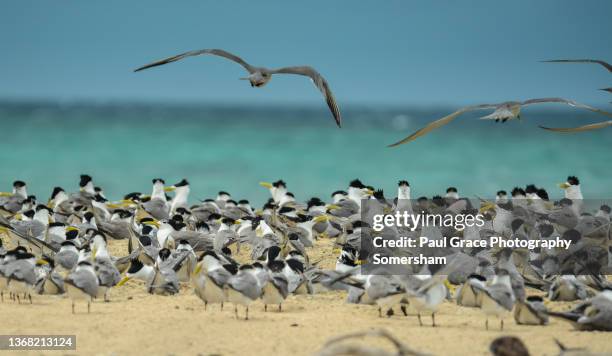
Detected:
left=539, top=120, right=612, bottom=133
left=387, top=104, right=497, bottom=147
left=270, top=66, right=341, bottom=128
left=521, top=98, right=612, bottom=117
left=542, top=59, right=612, bottom=73
left=134, top=48, right=255, bottom=73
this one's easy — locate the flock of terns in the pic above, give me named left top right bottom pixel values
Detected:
left=133, top=49, right=612, bottom=144
left=0, top=174, right=611, bottom=341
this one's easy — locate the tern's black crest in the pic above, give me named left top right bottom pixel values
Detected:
left=496, top=190, right=507, bottom=196
left=272, top=180, right=286, bottom=188
left=127, top=259, right=144, bottom=274
left=278, top=206, right=295, bottom=215
left=446, top=187, right=458, bottom=193
left=467, top=273, right=487, bottom=282
left=398, top=180, right=410, bottom=187
left=174, top=179, right=189, bottom=187
left=13, top=180, right=26, bottom=188
left=511, top=187, right=526, bottom=197
left=79, top=174, right=92, bottom=187
left=158, top=248, right=171, bottom=261
left=331, top=190, right=347, bottom=197
left=218, top=191, right=230, bottom=196
left=238, top=199, right=249, bottom=205
left=567, top=176, right=580, bottom=185
left=601, top=204, right=611, bottom=214
left=50, top=187, right=64, bottom=199
left=267, top=260, right=285, bottom=272
left=349, top=179, right=365, bottom=189
left=65, top=229, right=79, bottom=240
left=152, top=178, right=166, bottom=184
left=537, top=188, right=549, bottom=200
left=525, top=184, right=538, bottom=194
left=286, top=258, right=304, bottom=273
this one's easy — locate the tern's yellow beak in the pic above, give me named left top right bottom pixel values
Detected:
left=233, top=219, right=241, bottom=225
left=365, top=189, right=374, bottom=196
left=313, top=215, right=330, bottom=224
left=36, top=259, right=49, bottom=265
left=117, top=276, right=131, bottom=287
left=558, top=182, right=570, bottom=189
left=259, top=182, right=273, bottom=189
left=479, top=202, right=495, bottom=214
left=66, top=226, right=79, bottom=233
left=0, top=192, right=12, bottom=197
left=164, top=186, right=176, bottom=192
left=142, top=219, right=160, bottom=228
left=92, top=246, right=98, bottom=260
left=194, top=263, right=203, bottom=275
left=326, top=204, right=340, bottom=211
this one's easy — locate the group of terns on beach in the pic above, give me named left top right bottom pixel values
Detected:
left=1, top=174, right=611, bottom=333
left=133, top=49, right=612, bottom=144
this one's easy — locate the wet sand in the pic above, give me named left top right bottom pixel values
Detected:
left=1, top=238, right=611, bottom=356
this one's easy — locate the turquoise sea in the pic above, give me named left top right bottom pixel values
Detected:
left=1, top=101, right=611, bottom=204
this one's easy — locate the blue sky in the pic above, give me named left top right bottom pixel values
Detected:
left=1, top=0, right=611, bottom=106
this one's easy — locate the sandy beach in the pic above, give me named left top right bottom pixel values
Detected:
left=1, top=238, right=610, bottom=356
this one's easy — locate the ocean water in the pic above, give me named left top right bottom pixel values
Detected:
left=1, top=101, right=611, bottom=205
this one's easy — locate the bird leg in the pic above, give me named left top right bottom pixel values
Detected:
left=88, top=301, right=91, bottom=314
left=265, top=304, right=268, bottom=312
left=278, top=304, right=282, bottom=312
left=245, top=306, right=249, bottom=321
left=386, top=308, right=394, bottom=318
left=234, top=305, right=238, bottom=319
left=28, top=293, right=32, bottom=304
left=378, top=307, right=382, bottom=318
left=72, top=301, right=75, bottom=314
left=221, top=302, right=224, bottom=311
left=204, top=301, right=207, bottom=311
left=417, top=313, right=423, bottom=326
left=485, top=318, right=489, bottom=330
left=400, top=305, right=408, bottom=316
left=500, top=319, right=504, bottom=331
left=432, top=313, right=436, bottom=327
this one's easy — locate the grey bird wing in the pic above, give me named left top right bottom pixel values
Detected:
left=142, top=199, right=169, bottom=220
left=271, top=273, right=290, bottom=299
left=542, top=59, right=612, bottom=72
left=539, top=120, right=612, bottom=133
left=207, top=267, right=232, bottom=287
left=485, top=284, right=514, bottom=311
left=7, top=260, right=37, bottom=285
left=134, top=48, right=256, bottom=73
left=56, top=250, right=79, bottom=270
left=387, top=104, right=498, bottom=147
left=98, top=220, right=131, bottom=240
left=66, top=269, right=99, bottom=297
left=270, top=66, right=341, bottom=128
left=521, top=98, right=612, bottom=117
left=96, top=258, right=122, bottom=286
left=230, top=272, right=261, bottom=300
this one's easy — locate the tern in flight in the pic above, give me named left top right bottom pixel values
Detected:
left=388, top=98, right=612, bottom=146
left=135, top=48, right=342, bottom=127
